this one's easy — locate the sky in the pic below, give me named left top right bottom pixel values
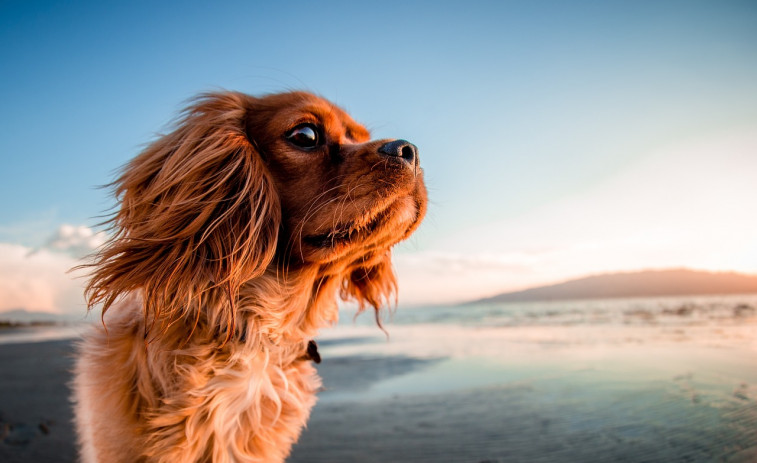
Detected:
left=1, top=0, right=756, bottom=313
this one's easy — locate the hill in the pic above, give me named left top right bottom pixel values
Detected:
left=0, top=308, right=82, bottom=324
left=472, top=269, right=757, bottom=304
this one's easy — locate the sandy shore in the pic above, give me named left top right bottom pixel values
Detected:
left=290, top=339, right=757, bottom=463
left=0, top=340, right=77, bottom=463
left=1, top=327, right=756, bottom=462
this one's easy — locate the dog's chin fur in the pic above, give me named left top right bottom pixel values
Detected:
left=73, top=91, right=427, bottom=463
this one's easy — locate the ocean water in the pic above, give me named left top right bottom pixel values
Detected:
left=302, top=295, right=757, bottom=461
left=341, top=293, right=757, bottom=329
left=321, top=294, right=757, bottom=362
left=326, top=295, right=757, bottom=382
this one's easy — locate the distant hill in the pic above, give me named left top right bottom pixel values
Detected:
left=472, top=269, right=757, bottom=304
left=0, top=308, right=82, bottom=324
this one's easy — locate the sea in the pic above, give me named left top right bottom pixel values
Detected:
left=319, top=294, right=757, bottom=395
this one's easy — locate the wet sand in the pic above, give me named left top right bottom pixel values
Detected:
left=1, top=327, right=756, bottom=462
left=0, top=340, right=77, bottom=463
left=292, top=384, right=757, bottom=463
left=289, top=335, right=757, bottom=463
left=292, top=357, right=757, bottom=462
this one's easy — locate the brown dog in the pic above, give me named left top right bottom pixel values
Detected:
left=73, top=91, right=427, bottom=462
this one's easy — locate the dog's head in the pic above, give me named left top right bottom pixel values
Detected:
left=86, top=91, right=427, bottom=334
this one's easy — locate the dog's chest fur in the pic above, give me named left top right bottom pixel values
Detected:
left=74, top=296, right=322, bottom=463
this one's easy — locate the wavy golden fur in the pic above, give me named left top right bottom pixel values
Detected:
left=73, top=91, right=427, bottom=462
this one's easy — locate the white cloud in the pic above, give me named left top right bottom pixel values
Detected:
left=0, top=224, right=105, bottom=315
left=0, top=243, right=88, bottom=315
left=36, top=224, right=108, bottom=258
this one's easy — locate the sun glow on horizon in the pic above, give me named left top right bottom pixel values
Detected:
left=394, top=127, right=757, bottom=305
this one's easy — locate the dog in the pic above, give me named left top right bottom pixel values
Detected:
left=73, top=91, right=427, bottom=462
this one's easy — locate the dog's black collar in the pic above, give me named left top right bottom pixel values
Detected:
left=305, top=340, right=321, bottom=364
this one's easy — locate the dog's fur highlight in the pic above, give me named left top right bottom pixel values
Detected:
left=73, top=91, right=426, bottom=462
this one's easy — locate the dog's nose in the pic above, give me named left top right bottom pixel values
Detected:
left=378, top=139, right=418, bottom=165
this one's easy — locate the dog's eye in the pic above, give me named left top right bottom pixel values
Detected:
left=286, top=124, right=321, bottom=149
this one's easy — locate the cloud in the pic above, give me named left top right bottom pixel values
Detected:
left=0, top=242, right=88, bottom=315
left=35, top=224, right=108, bottom=258
left=393, top=250, right=545, bottom=306
left=0, top=224, right=105, bottom=315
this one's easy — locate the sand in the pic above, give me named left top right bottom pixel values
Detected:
left=289, top=348, right=757, bottom=463
left=0, top=340, right=77, bottom=463
left=1, top=327, right=756, bottom=462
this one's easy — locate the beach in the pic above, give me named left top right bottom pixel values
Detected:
left=2, top=295, right=757, bottom=462
left=0, top=340, right=77, bottom=462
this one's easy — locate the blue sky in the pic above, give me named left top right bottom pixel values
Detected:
left=2, top=1, right=756, bottom=311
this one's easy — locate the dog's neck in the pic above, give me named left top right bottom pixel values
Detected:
left=132, top=263, right=345, bottom=363
left=193, top=264, right=340, bottom=356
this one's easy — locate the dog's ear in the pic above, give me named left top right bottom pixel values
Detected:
left=340, top=253, right=398, bottom=323
left=85, top=92, right=280, bottom=336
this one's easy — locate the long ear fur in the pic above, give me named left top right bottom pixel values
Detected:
left=85, top=92, right=280, bottom=337
left=340, top=253, right=398, bottom=324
